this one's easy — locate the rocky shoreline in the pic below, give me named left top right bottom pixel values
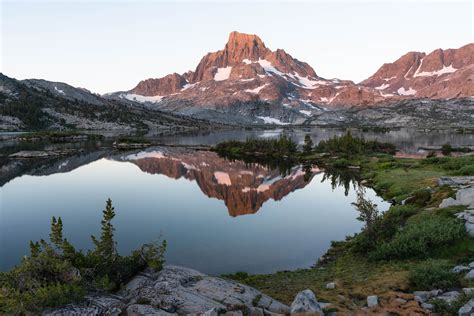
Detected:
left=47, top=262, right=474, bottom=316
left=44, top=265, right=290, bottom=316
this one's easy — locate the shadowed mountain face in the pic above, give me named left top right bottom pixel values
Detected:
left=114, top=148, right=319, bottom=216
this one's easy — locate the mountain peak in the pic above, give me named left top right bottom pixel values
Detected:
left=225, top=31, right=268, bottom=60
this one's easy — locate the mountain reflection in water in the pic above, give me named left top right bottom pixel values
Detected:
left=116, top=148, right=321, bottom=217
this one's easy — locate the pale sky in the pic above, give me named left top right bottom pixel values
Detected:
left=1, top=0, right=472, bottom=94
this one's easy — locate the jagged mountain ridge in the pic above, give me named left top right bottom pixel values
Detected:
left=108, top=32, right=473, bottom=125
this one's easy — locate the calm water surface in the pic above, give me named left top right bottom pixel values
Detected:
left=1, top=128, right=471, bottom=274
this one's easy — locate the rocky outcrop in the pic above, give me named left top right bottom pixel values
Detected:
left=438, top=176, right=474, bottom=237
left=290, top=289, right=324, bottom=315
left=459, top=298, right=474, bottom=316
left=43, top=265, right=289, bottom=316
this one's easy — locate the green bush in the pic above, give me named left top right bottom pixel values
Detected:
left=421, top=156, right=474, bottom=174
left=405, top=189, right=431, bottom=207
left=370, top=215, right=466, bottom=260
left=351, top=205, right=419, bottom=253
left=441, top=143, right=452, bottom=156
left=0, top=199, right=166, bottom=314
left=0, top=283, right=85, bottom=314
left=408, top=260, right=458, bottom=290
left=454, top=165, right=474, bottom=176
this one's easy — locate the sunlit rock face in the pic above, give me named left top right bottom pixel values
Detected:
left=115, top=147, right=319, bottom=216
left=361, top=43, right=474, bottom=99
left=106, top=31, right=473, bottom=125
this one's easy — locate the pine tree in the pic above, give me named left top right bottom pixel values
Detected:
left=91, top=198, right=117, bottom=263
left=303, top=134, right=314, bottom=154
left=29, top=241, right=41, bottom=257
left=50, top=216, right=64, bottom=248
left=352, top=189, right=380, bottom=241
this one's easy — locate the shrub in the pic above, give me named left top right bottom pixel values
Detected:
left=351, top=205, right=419, bottom=253
left=405, top=189, right=432, bottom=207
left=441, top=143, right=452, bottom=156
left=0, top=199, right=166, bottom=314
left=370, top=215, right=466, bottom=260
left=0, top=283, right=85, bottom=314
left=409, top=260, right=458, bottom=290
left=454, top=165, right=474, bottom=176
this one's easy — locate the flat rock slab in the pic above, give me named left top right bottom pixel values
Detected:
left=120, top=265, right=289, bottom=314
left=44, top=265, right=289, bottom=315
left=435, top=291, right=461, bottom=304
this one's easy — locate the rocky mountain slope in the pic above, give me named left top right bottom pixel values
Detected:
left=361, top=43, right=474, bottom=99
left=306, top=98, right=474, bottom=128
left=0, top=74, right=213, bottom=131
left=107, top=32, right=473, bottom=125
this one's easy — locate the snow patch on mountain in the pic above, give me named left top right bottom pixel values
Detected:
left=383, top=76, right=397, bottom=81
left=121, top=93, right=164, bottom=103
left=257, top=59, right=285, bottom=76
left=375, top=83, right=389, bottom=90
left=214, top=66, right=232, bottom=81
left=182, top=83, right=198, bottom=91
left=245, top=84, right=268, bottom=94
left=256, top=116, right=290, bottom=125
left=287, top=73, right=328, bottom=89
left=54, top=86, right=65, bottom=95
left=414, top=64, right=458, bottom=78
left=397, top=87, right=417, bottom=95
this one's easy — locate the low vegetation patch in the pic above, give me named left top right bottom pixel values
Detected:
left=213, top=135, right=297, bottom=159
left=369, top=214, right=465, bottom=260
left=0, top=199, right=166, bottom=314
left=408, top=260, right=459, bottom=290
left=314, top=132, right=396, bottom=156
